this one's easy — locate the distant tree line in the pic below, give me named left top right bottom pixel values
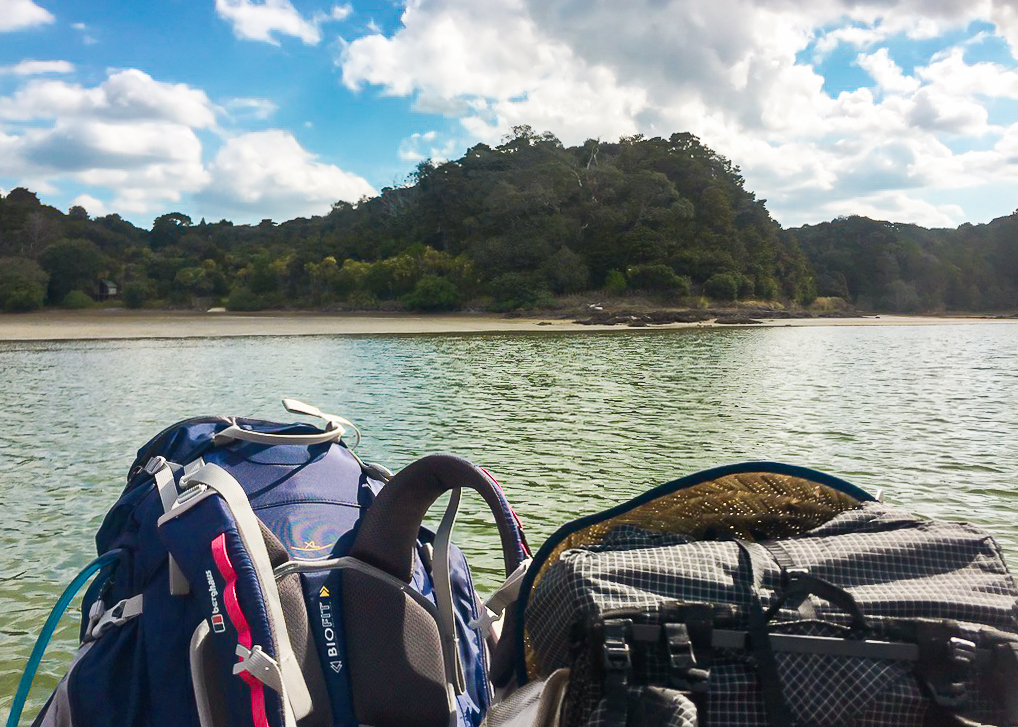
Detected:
left=0, top=128, right=1015, bottom=313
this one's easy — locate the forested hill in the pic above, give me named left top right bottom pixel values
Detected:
left=789, top=215, right=1018, bottom=312
left=0, top=127, right=1015, bottom=313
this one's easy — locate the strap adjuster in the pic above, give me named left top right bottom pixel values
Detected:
left=664, top=622, right=711, bottom=693
left=234, top=644, right=285, bottom=693
left=917, top=621, right=977, bottom=708
left=602, top=619, right=633, bottom=675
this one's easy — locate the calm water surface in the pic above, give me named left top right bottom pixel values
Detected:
left=2, top=324, right=1017, bottom=718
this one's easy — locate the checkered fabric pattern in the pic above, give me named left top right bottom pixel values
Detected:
left=527, top=501, right=1018, bottom=726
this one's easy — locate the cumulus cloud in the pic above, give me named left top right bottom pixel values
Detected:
left=0, top=69, right=215, bottom=212
left=215, top=0, right=351, bottom=45
left=0, top=69, right=216, bottom=127
left=857, top=49, right=921, bottom=96
left=0, top=0, right=54, bottom=32
left=197, top=130, right=376, bottom=221
left=71, top=193, right=107, bottom=217
left=337, top=0, right=1018, bottom=226
left=0, top=60, right=74, bottom=76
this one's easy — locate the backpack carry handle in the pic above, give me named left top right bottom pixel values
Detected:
left=213, top=399, right=362, bottom=448
left=350, top=454, right=529, bottom=582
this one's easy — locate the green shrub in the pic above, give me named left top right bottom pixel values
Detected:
left=122, top=282, right=152, bottom=309
left=704, top=272, right=740, bottom=301
left=603, top=269, right=627, bottom=296
left=3, top=283, right=45, bottom=312
left=755, top=275, right=780, bottom=300
left=404, top=275, right=461, bottom=311
left=542, top=247, right=589, bottom=294
left=489, top=273, right=547, bottom=311
left=626, top=264, right=690, bottom=295
left=226, top=286, right=275, bottom=311
left=62, top=290, right=94, bottom=309
left=0, top=257, right=48, bottom=312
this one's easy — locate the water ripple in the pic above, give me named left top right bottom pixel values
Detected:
left=1, top=324, right=1017, bottom=717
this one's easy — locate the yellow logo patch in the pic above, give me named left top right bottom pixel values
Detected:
left=294, top=540, right=329, bottom=553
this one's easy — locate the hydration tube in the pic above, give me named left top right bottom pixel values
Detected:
left=6, top=550, right=122, bottom=727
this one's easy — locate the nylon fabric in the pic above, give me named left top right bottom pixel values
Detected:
left=524, top=500, right=1018, bottom=727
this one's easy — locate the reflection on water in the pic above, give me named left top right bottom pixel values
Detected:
left=2, top=324, right=1017, bottom=716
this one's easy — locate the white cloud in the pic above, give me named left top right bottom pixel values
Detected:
left=215, top=0, right=351, bottom=45
left=918, top=47, right=1018, bottom=98
left=197, top=130, right=376, bottom=221
left=397, top=129, right=466, bottom=162
left=223, top=96, right=278, bottom=120
left=337, top=0, right=1018, bottom=226
left=908, top=88, right=990, bottom=135
left=857, top=49, right=921, bottom=95
left=71, top=193, right=107, bottom=217
left=0, top=60, right=74, bottom=76
left=0, top=0, right=54, bottom=32
left=0, top=69, right=215, bottom=213
left=0, top=69, right=216, bottom=128
left=69, top=20, right=97, bottom=44
left=824, top=192, right=965, bottom=228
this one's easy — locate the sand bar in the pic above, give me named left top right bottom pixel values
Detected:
left=0, top=310, right=1014, bottom=342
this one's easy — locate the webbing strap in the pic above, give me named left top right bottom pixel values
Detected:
left=88, top=594, right=144, bottom=641
left=152, top=460, right=191, bottom=596
left=470, top=558, right=533, bottom=635
left=734, top=540, right=798, bottom=727
left=433, top=488, right=467, bottom=695
left=760, top=541, right=815, bottom=620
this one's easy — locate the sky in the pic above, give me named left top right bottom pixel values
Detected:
left=4, top=0, right=1018, bottom=230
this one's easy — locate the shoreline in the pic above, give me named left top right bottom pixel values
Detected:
left=0, top=309, right=1016, bottom=342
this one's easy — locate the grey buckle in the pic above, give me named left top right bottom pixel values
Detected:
left=82, top=599, right=106, bottom=643
left=89, top=595, right=143, bottom=640
left=144, top=456, right=168, bottom=475
left=233, top=644, right=285, bottom=693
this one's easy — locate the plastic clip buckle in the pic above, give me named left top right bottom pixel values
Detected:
left=665, top=623, right=710, bottom=693
left=144, top=456, right=168, bottom=475
left=918, top=622, right=977, bottom=709
left=602, top=619, right=633, bottom=689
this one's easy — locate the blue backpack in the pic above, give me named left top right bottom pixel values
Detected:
left=10, top=400, right=530, bottom=727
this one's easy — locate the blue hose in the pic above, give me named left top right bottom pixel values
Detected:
left=6, top=550, right=122, bottom=727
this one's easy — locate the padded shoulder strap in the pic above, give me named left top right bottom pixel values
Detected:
left=161, top=464, right=314, bottom=725
left=351, top=454, right=529, bottom=583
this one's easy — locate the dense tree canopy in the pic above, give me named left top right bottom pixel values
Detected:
left=0, top=130, right=1014, bottom=313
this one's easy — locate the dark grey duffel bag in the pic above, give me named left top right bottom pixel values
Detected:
left=506, top=463, right=1018, bottom=727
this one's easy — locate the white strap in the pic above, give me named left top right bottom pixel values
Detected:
left=151, top=459, right=191, bottom=596
left=214, top=399, right=361, bottom=448
left=190, top=622, right=216, bottom=727
left=433, top=489, right=466, bottom=695
left=213, top=423, right=343, bottom=447
left=163, top=464, right=313, bottom=723
left=470, top=558, right=532, bottom=635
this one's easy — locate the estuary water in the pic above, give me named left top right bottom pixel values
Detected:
left=2, top=323, right=1017, bottom=717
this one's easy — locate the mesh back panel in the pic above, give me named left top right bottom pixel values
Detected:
left=259, top=522, right=333, bottom=727
left=524, top=472, right=861, bottom=679
left=342, top=568, right=450, bottom=727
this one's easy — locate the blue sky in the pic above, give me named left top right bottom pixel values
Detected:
left=4, top=0, right=1018, bottom=230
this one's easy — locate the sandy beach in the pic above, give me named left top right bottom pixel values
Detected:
left=0, top=309, right=1014, bottom=341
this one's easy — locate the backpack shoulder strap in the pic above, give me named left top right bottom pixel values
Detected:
left=158, top=464, right=314, bottom=726
left=351, top=454, right=529, bottom=582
